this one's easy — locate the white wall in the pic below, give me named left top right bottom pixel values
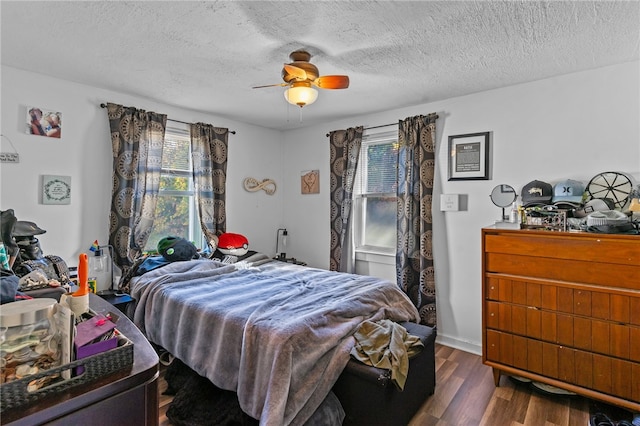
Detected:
left=2, top=62, right=638, bottom=355
left=0, top=65, right=284, bottom=264
left=282, top=61, right=640, bottom=354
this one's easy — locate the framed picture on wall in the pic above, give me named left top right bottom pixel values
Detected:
left=26, top=107, right=62, bottom=138
left=301, top=170, right=320, bottom=194
left=42, top=175, right=71, bottom=205
left=447, top=132, right=490, bottom=181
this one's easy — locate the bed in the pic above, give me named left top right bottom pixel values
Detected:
left=127, top=253, right=421, bottom=425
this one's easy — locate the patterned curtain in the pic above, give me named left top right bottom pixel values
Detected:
left=190, top=123, right=229, bottom=250
left=106, top=103, right=167, bottom=273
left=328, top=126, right=363, bottom=272
left=397, top=113, right=438, bottom=327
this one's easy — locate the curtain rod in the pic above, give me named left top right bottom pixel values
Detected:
left=99, top=103, right=236, bottom=134
left=325, top=114, right=440, bottom=137
left=325, top=122, right=397, bottom=137
left=364, top=122, right=398, bottom=131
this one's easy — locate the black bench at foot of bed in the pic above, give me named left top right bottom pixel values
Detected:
left=332, top=322, right=437, bottom=426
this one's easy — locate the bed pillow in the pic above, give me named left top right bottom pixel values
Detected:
left=210, top=250, right=258, bottom=263
left=217, top=233, right=249, bottom=257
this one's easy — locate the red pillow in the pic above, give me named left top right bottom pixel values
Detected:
left=217, top=233, right=249, bottom=256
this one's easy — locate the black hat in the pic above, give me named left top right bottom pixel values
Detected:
left=12, top=221, right=46, bottom=237
left=521, top=180, right=553, bottom=207
left=0, top=209, right=18, bottom=256
left=157, top=236, right=198, bottom=262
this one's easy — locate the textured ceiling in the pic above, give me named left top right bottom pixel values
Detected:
left=2, top=1, right=639, bottom=130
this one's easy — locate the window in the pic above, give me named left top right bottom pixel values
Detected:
left=354, top=131, right=398, bottom=253
left=144, top=123, right=203, bottom=252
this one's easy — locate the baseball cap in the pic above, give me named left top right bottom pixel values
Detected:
left=12, top=221, right=46, bottom=237
left=521, top=180, right=553, bottom=207
left=586, top=210, right=628, bottom=227
left=573, top=198, right=616, bottom=218
left=157, top=236, right=198, bottom=262
left=552, top=179, right=585, bottom=204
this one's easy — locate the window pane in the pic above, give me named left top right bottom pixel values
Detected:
left=354, top=134, right=399, bottom=252
left=160, top=175, right=191, bottom=191
left=145, top=194, right=193, bottom=251
left=366, top=142, right=397, bottom=194
left=363, top=197, right=396, bottom=248
left=162, top=137, right=190, bottom=171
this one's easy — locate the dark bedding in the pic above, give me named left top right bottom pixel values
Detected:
left=129, top=254, right=419, bottom=426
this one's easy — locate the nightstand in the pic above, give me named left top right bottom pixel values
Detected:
left=97, top=292, right=134, bottom=313
left=273, top=256, right=307, bottom=266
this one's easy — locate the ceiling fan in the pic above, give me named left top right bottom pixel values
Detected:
left=253, top=50, right=350, bottom=108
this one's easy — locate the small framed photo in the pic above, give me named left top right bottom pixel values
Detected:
left=448, top=132, right=490, bottom=181
left=42, top=175, right=71, bottom=205
left=26, top=107, right=62, bottom=138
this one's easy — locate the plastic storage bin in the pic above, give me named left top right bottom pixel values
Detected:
left=1, top=298, right=59, bottom=385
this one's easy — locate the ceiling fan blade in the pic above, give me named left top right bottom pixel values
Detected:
left=252, top=83, right=288, bottom=89
left=313, top=75, right=350, bottom=89
left=283, top=64, right=308, bottom=80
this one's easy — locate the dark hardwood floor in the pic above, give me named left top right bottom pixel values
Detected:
left=158, top=343, right=594, bottom=426
left=408, top=344, right=589, bottom=426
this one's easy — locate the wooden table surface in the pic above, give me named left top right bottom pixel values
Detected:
left=2, top=293, right=159, bottom=425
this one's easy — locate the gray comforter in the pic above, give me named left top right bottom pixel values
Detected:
left=129, top=255, right=420, bottom=426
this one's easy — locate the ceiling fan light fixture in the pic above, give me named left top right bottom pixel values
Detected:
left=254, top=50, right=348, bottom=106
left=284, top=83, right=318, bottom=108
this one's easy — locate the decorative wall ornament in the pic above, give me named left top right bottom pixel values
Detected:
left=243, top=177, right=276, bottom=195
left=42, top=175, right=71, bottom=205
left=301, top=170, right=320, bottom=194
left=0, top=134, right=20, bottom=163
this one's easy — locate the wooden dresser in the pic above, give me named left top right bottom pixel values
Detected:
left=482, top=228, right=640, bottom=411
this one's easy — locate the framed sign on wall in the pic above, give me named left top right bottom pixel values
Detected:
left=447, top=132, right=490, bottom=181
left=42, top=174, right=71, bottom=204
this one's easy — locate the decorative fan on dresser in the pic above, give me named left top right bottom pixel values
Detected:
left=585, top=171, right=635, bottom=209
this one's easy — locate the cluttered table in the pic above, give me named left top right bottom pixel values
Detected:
left=1, top=293, right=159, bottom=426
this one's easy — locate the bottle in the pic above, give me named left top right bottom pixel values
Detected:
left=88, top=247, right=112, bottom=293
left=509, top=202, right=519, bottom=223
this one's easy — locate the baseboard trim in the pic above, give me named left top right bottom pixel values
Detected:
left=435, top=333, right=482, bottom=356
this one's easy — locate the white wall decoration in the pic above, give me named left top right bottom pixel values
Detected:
left=243, top=177, right=276, bottom=195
